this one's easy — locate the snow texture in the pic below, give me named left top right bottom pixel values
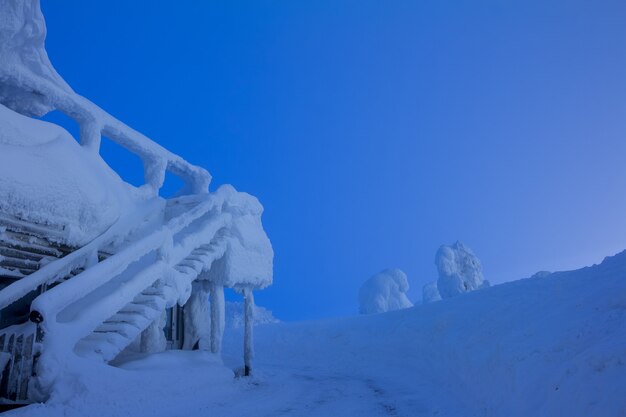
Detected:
left=8, top=250, right=626, bottom=417
left=201, top=185, right=274, bottom=289
left=358, top=268, right=413, bottom=314
left=436, top=241, right=490, bottom=299
left=0, top=102, right=139, bottom=245
left=0, top=0, right=72, bottom=117
left=422, top=280, right=442, bottom=303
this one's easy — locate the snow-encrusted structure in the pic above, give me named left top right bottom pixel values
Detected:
left=435, top=241, right=488, bottom=299
left=0, top=0, right=273, bottom=402
left=358, top=269, right=413, bottom=314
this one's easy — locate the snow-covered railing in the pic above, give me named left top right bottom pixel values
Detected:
left=0, top=322, right=37, bottom=401
left=1, top=71, right=211, bottom=196
left=0, top=199, right=165, bottom=314
left=30, top=195, right=226, bottom=324
left=27, top=193, right=236, bottom=396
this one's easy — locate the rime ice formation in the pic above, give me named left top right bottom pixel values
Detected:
left=422, top=280, right=442, bottom=304
left=0, top=0, right=273, bottom=402
left=0, top=0, right=72, bottom=117
left=358, top=269, right=413, bottom=314
left=436, top=241, right=489, bottom=298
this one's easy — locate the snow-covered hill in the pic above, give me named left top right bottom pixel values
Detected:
left=10, top=250, right=626, bottom=416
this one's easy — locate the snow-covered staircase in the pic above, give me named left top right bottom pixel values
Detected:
left=0, top=190, right=237, bottom=400
left=75, top=286, right=167, bottom=361
left=73, top=240, right=224, bottom=362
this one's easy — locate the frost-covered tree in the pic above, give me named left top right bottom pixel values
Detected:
left=359, top=269, right=413, bottom=314
left=422, top=281, right=442, bottom=304
left=436, top=241, right=489, bottom=299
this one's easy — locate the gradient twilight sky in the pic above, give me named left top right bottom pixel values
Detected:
left=40, top=0, right=626, bottom=320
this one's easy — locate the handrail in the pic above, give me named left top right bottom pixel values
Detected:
left=30, top=196, right=223, bottom=321
left=1, top=72, right=211, bottom=195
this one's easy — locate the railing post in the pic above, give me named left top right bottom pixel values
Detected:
left=79, top=119, right=102, bottom=153
left=243, top=287, right=254, bottom=376
left=143, top=157, right=167, bottom=196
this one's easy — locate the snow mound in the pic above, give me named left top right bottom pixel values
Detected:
left=436, top=241, right=489, bottom=298
left=358, top=268, right=413, bottom=314
left=0, top=103, right=138, bottom=245
left=203, top=185, right=273, bottom=289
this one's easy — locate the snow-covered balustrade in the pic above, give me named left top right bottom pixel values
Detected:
left=0, top=1, right=211, bottom=196
left=27, top=189, right=262, bottom=395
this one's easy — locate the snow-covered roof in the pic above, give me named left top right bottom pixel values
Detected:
left=0, top=103, right=138, bottom=245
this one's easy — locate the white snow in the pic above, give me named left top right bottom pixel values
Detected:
left=0, top=0, right=72, bottom=117
left=358, top=268, right=413, bottom=314
left=0, top=103, right=139, bottom=245
left=436, top=241, right=490, bottom=299
left=6, top=250, right=626, bottom=417
left=201, top=186, right=274, bottom=289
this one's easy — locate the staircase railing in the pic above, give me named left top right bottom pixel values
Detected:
left=1, top=71, right=211, bottom=196
left=28, top=193, right=234, bottom=397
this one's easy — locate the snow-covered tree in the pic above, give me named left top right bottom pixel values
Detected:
left=436, top=241, right=489, bottom=299
left=422, top=281, right=442, bottom=304
left=359, top=269, right=413, bottom=314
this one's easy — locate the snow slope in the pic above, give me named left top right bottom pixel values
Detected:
left=8, top=250, right=626, bottom=417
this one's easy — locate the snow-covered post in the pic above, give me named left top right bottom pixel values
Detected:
left=209, top=283, right=225, bottom=354
left=79, top=118, right=102, bottom=153
left=143, top=156, right=167, bottom=196
left=140, top=310, right=167, bottom=353
left=183, top=281, right=210, bottom=350
left=243, top=287, right=255, bottom=376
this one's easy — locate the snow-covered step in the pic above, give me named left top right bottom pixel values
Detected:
left=106, top=312, right=152, bottom=329
left=75, top=288, right=167, bottom=362
left=94, top=322, right=139, bottom=338
left=132, top=294, right=166, bottom=311
left=177, top=259, right=204, bottom=273
left=174, top=265, right=196, bottom=276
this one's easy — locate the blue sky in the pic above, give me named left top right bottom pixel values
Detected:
left=41, top=0, right=626, bottom=320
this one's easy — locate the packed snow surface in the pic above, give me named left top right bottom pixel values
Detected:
left=0, top=103, right=138, bottom=245
left=436, top=241, right=489, bottom=299
left=358, top=268, right=413, bottom=314
left=9, top=250, right=625, bottom=416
